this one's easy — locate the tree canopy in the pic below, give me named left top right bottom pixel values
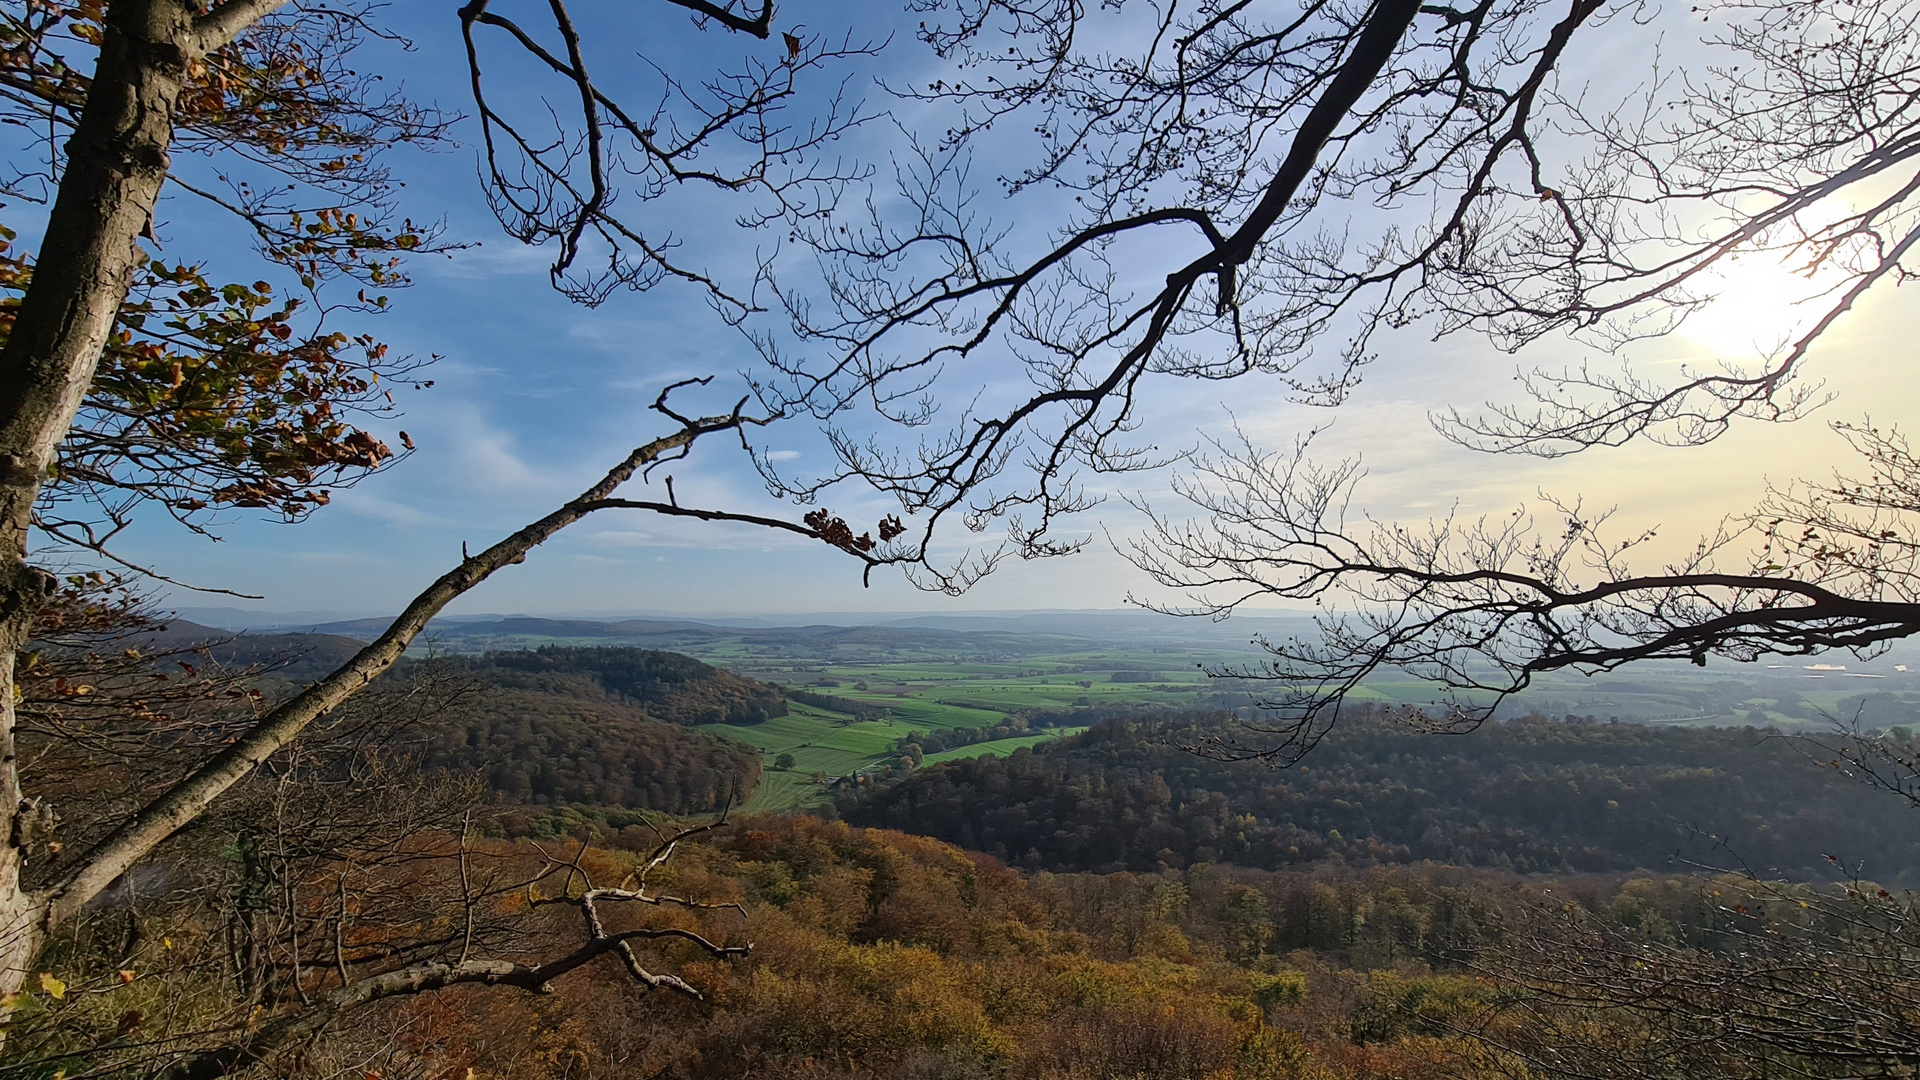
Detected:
left=3, top=0, right=1920, bottom=1066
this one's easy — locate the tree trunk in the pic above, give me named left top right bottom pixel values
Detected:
left=0, top=0, right=765, bottom=1021
left=0, top=0, right=197, bottom=995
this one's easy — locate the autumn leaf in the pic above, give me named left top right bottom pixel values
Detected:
left=37, top=972, right=65, bottom=1000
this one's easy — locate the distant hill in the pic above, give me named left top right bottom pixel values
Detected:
left=382, top=647, right=783, bottom=812
left=404, top=682, right=759, bottom=813
left=47, top=619, right=370, bottom=684
left=166, top=609, right=1321, bottom=661
left=841, top=711, right=1920, bottom=883
left=169, top=628, right=791, bottom=729
left=463, top=647, right=787, bottom=725
left=31, top=628, right=774, bottom=815
left=310, top=615, right=734, bottom=645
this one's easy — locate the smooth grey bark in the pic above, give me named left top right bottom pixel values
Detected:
left=0, top=0, right=208, bottom=997
left=0, top=0, right=765, bottom=1011
left=38, top=415, right=742, bottom=931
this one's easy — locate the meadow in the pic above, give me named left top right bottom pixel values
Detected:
left=711, top=659, right=1920, bottom=811
left=696, top=655, right=1210, bottom=811
left=375, top=614, right=1920, bottom=812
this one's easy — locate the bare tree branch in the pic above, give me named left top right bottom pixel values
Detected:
left=1128, top=422, right=1920, bottom=761
left=33, top=382, right=789, bottom=933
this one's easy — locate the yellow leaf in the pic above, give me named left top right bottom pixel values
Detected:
left=0, top=991, right=21, bottom=1008
left=37, top=973, right=65, bottom=1000
left=162, top=937, right=173, bottom=950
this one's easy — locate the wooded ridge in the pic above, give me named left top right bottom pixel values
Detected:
left=842, top=711, right=1920, bottom=882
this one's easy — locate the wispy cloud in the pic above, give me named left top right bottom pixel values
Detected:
left=586, top=529, right=659, bottom=548
left=421, top=241, right=556, bottom=281
left=571, top=553, right=627, bottom=567
left=334, top=492, right=447, bottom=530
left=435, top=404, right=548, bottom=495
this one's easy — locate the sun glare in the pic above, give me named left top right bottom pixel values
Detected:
left=1680, top=257, right=1839, bottom=359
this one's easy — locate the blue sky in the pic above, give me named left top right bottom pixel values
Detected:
left=18, top=1, right=1920, bottom=620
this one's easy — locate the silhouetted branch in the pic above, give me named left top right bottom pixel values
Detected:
left=1127, top=423, right=1920, bottom=761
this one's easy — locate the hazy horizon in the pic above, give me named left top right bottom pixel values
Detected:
left=167, top=604, right=1320, bottom=631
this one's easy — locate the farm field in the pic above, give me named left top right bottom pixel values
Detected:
left=682, top=630, right=1282, bottom=811
left=921, top=728, right=1087, bottom=765
left=328, top=611, right=1920, bottom=812
left=698, top=684, right=1105, bottom=811
left=701, top=654, right=1920, bottom=811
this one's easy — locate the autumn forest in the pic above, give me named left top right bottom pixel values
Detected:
left=4, top=0, right=1920, bottom=1077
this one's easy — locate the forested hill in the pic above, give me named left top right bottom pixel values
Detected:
left=466, top=647, right=787, bottom=725
left=840, top=713, right=1920, bottom=883
left=385, top=648, right=781, bottom=814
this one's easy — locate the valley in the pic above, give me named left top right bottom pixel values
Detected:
left=194, top=610, right=1920, bottom=814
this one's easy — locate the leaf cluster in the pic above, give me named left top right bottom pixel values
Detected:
left=0, top=224, right=423, bottom=546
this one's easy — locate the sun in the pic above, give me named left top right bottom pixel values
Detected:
left=1680, top=256, right=1839, bottom=359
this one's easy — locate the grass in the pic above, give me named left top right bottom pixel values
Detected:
left=921, top=728, right=1087, bottom=765
left=406, top=617, right=1900, bottom=811
left=700, top=653, right=1251, bottom=811
left=814, top=720, right=919, bottom=754
left=699, top=708, right=929, bottom=812
left=742, top=769, right=821, bottom=813
left=685, top=634, right=1881, bottom=811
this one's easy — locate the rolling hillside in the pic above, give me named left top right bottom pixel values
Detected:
left=841, top=711, right=1920, bottom=883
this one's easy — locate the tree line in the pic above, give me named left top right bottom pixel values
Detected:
left=845, top=710, right=1920, bottom=882
left=2, top=0, right=1918, bottom=1065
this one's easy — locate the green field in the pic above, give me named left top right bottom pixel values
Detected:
left=692, top=659, right=1233, bottom=811
left=404, top=613, right=1920, bottom=813
left=921, top=728, right=1087, bottom=765
left=704, top=702, right=1092, bottom=811
left=698, top=696, right=1065, bottom=812
left=685, top=643, right=1258, bottom=811
left=702, top=656, right=1920, bottom=812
